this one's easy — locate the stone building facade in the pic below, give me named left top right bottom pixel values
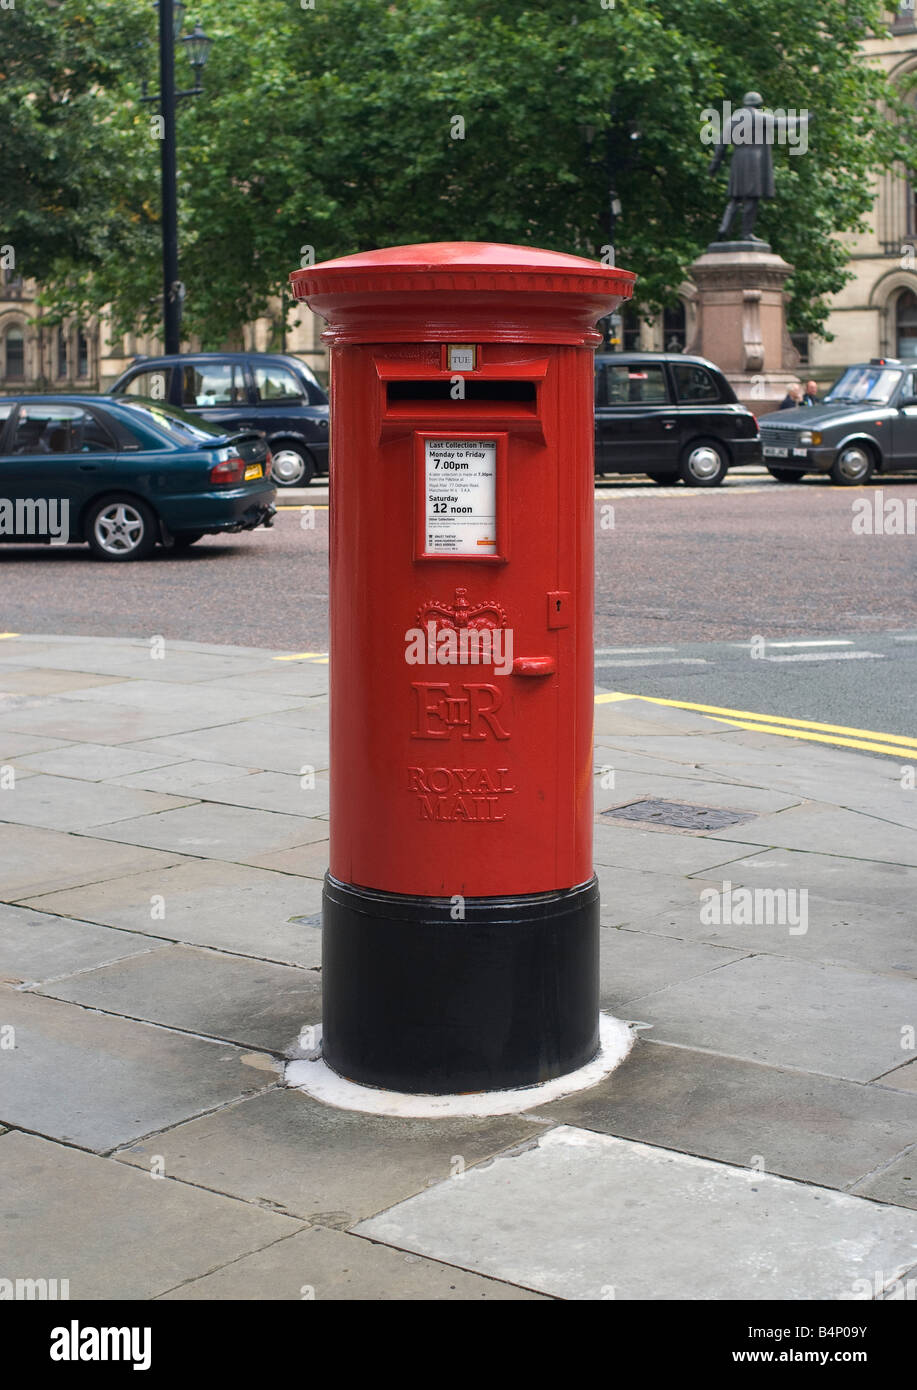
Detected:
left=0, top=271, right=328, bottom=395
left=807, top=5, right=917, bottom=380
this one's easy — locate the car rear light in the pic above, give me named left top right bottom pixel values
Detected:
left=264, top=449, right=272, bottom=479
left=210, top=457, right=245, bottom=486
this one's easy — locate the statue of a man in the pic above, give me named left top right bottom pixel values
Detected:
left=709, top=92, right=810, bottom=242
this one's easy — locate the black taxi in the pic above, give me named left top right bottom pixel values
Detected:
left=594, top=352, right=761, bottom=486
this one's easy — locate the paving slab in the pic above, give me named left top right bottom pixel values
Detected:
left=852, top=1149, right=917, bottom=1210
left=716, top=729, right=906, bottom=776
left=534, top=1040, right=917, bottom=1190
left=0, top=731, right=74, bottom=760
left=724, top=757, right=916, bottom=825
left=689, top=847, right=917, bottom=907
left=706, top=802, right=917, bottom=866
left=89, top=801, right=329, bottom=862
left=38, top=944, right=320, bottom=1052
left=0, top=700, right=240, bottom=745
left=117, top=1086, right=546, bottom=1222
left=24, top=860, right=323, bottom=966
left=593, top=742, right=742, bottom=781
left=628, top=953, right=917, bottom=1082
left=109, top=760, right=262, bottom=794
left=0, top=903, right=156, bottom=984
left=0, top=774, right=192, bottom=830
left=355, top=1125, right=917, bottom=1301
left=0, top=1130, right=302, bottom=1299
left=246, top=840, right=330, bottom=880
left=0, top=987, right=278, bottom=1150
left=57, top=679, right=306, bottom=719
left=597, top=864, right=724, bottom=924
left=11, top=742, right=179, bottom=781
left=128, top=722, right=329, bottom=775
left=596, top=772, right=800, bottom=817
left=594, top=709, right=712, bottom=739
left=0, top=824, right=183, bottom=899
left=260, top=702, right=331, bottom=734
left=874, top=1061, right=917, bottom=1093
left=633, top=893, right=917, bottom=978
left=593, top=821, right=752, bottom=874
left=0, top=669, right=127, bottom=695
left=186, top=771, right=331, bottom=818
left=0, top=642, right=275, bottom=683
left=196, top=666, right=331, bottom=698
left=599, top=928, right=746, bottom=1006
left=160, top=1224, right=544, bottom=1300
left=594, top=732, right=772, bottom=766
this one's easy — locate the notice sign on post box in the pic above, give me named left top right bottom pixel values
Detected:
left=423, top=438, right=497, bottom=556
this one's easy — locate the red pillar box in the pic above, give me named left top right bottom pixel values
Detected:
left=290, top=242, right=634, bottom=1094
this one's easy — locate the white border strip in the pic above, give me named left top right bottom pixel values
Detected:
left=285, top=1013, right=635, bottom=1118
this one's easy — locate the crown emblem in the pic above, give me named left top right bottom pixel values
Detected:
left=417, top=587, right=506, bottom=631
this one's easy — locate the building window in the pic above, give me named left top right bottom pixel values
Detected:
left=894, top=2, right=916, bottom=32
left=790, top=332, right=810, bottom=365
left=620, top=302, right=641, bottom=352
left=77, top=327, right=89, bottom=378
left=663, top=302, right=687, bottom=353
left=896, top=289, right=917, bottom=358
left=57, top=329, right=68, bottom=380
left=5, top=327, right=24, bottom=379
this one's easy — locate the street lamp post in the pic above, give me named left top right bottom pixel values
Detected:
left=143, top=2, right=213, bottom=354
left=158, top=0, right=180, bottom=353
left=581, top=105, right=641, bottom=346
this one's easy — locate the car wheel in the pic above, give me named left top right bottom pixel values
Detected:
left=86, top=497, right=157, bottom=562
left=830, top=443, right=875, bottom=486
left=172, top=531, right=205, bottom=548
left=767, top=467, right=806, bottom=482
left=680, top=440, right=728, bottom=487
left=270, top=445, right=314, bottom=487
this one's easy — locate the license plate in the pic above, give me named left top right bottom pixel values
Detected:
left=763, top=446, right=788, bottom=458
left=244, top=464, right=263, bottom=480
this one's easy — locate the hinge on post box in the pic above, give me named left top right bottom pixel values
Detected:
left=547, top=591, right=571, bottom=629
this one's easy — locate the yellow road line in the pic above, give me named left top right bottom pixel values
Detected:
left=708, top=717, right=916, bottom=761
left=595, top=690, right=917, bottom=760
left=276, top=504, right=329, bottom=511
left=273, top=651, right=329, bottom=663
left=0, top=633, right=19, bottom=640
left=600, top=691, right=917, bottom=749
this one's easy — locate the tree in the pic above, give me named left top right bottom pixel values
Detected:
left=6, top=0, right=913, bottom=345
left=0, top=0, right=151, bottom=298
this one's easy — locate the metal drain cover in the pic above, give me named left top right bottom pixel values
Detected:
left=601, top=799, right=754, bottom=831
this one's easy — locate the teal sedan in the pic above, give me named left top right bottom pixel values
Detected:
left=0, top=395, right=276, bottom=561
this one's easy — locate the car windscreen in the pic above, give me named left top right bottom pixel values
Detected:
left=116, top=399, right=228, bottom=445
left=824, top=366, right=902, bottom=406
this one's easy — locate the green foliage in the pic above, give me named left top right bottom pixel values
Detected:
left=2, top=0, right=913, bottom=344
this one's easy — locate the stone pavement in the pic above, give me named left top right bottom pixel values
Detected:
left=1, top=634, right=916, bottom=1301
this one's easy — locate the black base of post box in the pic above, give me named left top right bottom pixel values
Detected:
left=320, top=873, right=600, bottom=1094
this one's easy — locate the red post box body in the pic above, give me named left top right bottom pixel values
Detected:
left=290, top=243, right=633, bottom=1093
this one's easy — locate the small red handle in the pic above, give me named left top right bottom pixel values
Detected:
left=513, top=655, right=556, bottom=677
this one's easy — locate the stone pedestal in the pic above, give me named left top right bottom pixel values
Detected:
left=686, top=241, right=800, bottom=408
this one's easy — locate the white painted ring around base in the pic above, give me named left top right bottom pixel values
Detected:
left=285, top=1013, right=635, bottom=1119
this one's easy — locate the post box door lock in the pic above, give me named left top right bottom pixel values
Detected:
left=547, top=591, right=572, bottom=629
left=513, top=655, right=556, bottom=677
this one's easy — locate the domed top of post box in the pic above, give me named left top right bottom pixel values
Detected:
left=289, top=241, right=635, bottom=346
